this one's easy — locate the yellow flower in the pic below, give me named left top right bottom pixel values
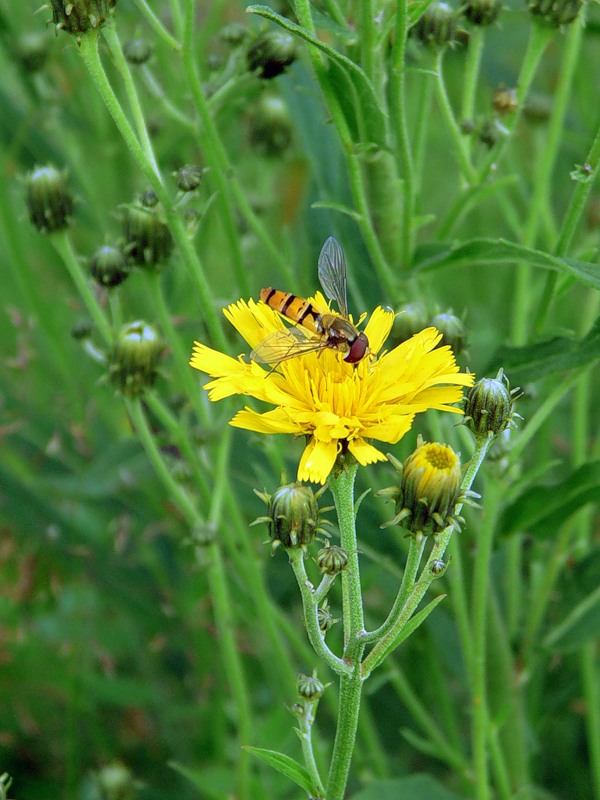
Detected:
left=190, top=296, right=474, bottom=485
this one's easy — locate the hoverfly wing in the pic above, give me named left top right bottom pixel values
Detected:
left=250, top=327, right=325, bottom=365
left=318, top=236, right=348, bottom=318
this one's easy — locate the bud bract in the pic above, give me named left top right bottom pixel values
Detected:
left=389, top=302, right=429, bottom=347
left=316, top=544, right=349, bottom=575
left=50, top=0, right=114, bottom=35
left=527, top=0, right=583, bottom=25
left=379, top=441, right=462, bottom=538
left=297, top=671, right=325, bottom=701
left=122, top=203, right=173, bottom=269
left=109, top=320, right=163, bottom=397
left=247, top=31, right=296, bottom=79
left=174, top=164, right=203, bottom=192
left=26, top=165, right=74, bottom=234
left=464, top=0, right=502, bottom=25
left=464, top=369, right=518, bottom=438
left=430, top=311, right=467, bottom=355
left=90, top=245, right=129, bottom=288
left=413, top=2, right=457, bottom=48
left=253, top=482, right=328, bottom=553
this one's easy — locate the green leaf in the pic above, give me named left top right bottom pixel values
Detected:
left=543, top=549, right=600, bottom=652
left=351, top=775, right=463, bottom=800
left=243, top=746, right=316, bottom=795
left=246, top=5, right=389, bottom=149
left=363, top=594, right=446, bottom=677
left=498, top=460, right=600, bottom=538
left=169, top=761, right=231, bottom=799
left=412, top=238, right=600, bottom=289
left=310, top=200, right=364, bottom=221
left=488, top=315, right=600, bottom=382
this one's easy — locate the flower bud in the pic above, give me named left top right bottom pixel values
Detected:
left=252, top=482, right=328, bottom=553
left=430, top=311, right=467, bottom=355
left=297, top=671, right=325, bottom=701
left=219, top=23, right=248, bottom=47
left=248, top=93, right=294, bottom=156
left=90, top=245, right=129, bottom=288
left=174, top=164, right=203, bottom=193
left=527, top=0, right=583, bottom=25
left=389, top=302, right=429, bottom=347
left=247, top=31, right=296, bottom=79
left=463, top=0, right=502, bottom=25
left=26, top=165, right=74, bottom=234
left=12, top=32, right=50, bottom=72
left=316, top=544, right=349, bottom=575
left=379, top=440, right=462, bottom=538
left=318, top=599, right=338, bottom=633
left=430, top=559, right=447, bottom=575
left=109, top=320, right=163, bottom=397
left=93, top=762, right=135, bottom=800
left=50, top=0, right=114, bottom=35
left=493, top=87, right=518, bottom=115
left=71, top=319, right=93, bottom=340
left=122, top=203, right=173, bottom=269
left=413, top=2, right=457, bottom=49
left=464, top=369, right=519, bottom=438
left=123, top=38, right=152, bottom=65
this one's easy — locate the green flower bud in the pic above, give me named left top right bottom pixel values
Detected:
left=123, top=38, right=152, bottom=65
left=493, top=87, right=518, bottom=115
left=50, top=0, right=114, bottom=35
left=297, top=671, right=325, bottom=700
left=139, top=190, right=158, bottom=208
left=248, top=93, right=294, bottom=156
left=430, top=311, right=467, bottom=355
left=109, top=320, right=163, bottom=397
left=12, top=32, right=50, bottom=72
left=430, top=559, right=447, bottom=575
left=122, top=203, right=173, bottom=269
left=389, top=302, right=429, bottom=347
left=71, top=319, right=93, bottom=340
left=26, top=165, right=74, bottom=234
left=247, top=31, right=296, bottom=79
left=527, top=0, right=583, bottom=25
left=174, top=164, right=203, bottom=192
left=252, top=482, right=328, bottom=553
left=93, top=762, right=134, bottom=800
left=318, top=598, right=338, bottom=633
left=379, top=440, right=463, bottom=538
left=219, top=22, right=248, bottom=47
left=463, top=0, right=501, bottom=25
left=413, top=2, right=457, bottom=49
left=464, top=369, right=519, bottom=438
left=316, top=543, right=349, bottom=575
left=90, top=245, right=129, bottom=288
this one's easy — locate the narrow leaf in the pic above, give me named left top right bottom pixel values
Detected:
left=246, top=5, right=389, bottom=149
left=243, top=746, right=316, bottom=795
left=543, top=584, right=600, bottom=652
left=499, top=460, right=600, bottom=537
left=413, top=238, right=600, bottom=289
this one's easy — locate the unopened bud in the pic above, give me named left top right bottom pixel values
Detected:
left=109, top=320, right=163, bottom=397
left=26, top=165, right=74, bottom=234
left=379, top=440, right=463, bottom=538
left=527, top=0, right=583, bottom=25
left=297, top=671, right=325, bottom=700
left=464, top=369, right=520, bottom=438
left=430, top=311, right=467, bottom=355
left=252, top=482, right=328, bottom=553
left=316, top=544, right=349, bottom=575
left=413, top=2, right=457, bottom=48
left=50, top=0, right=115, bottom=35
left=464, top=0, right=502, bottom=25
left=90, top=245, right=129, bottom=288
left=122, top=203, right=173, bottom=269
left=247, top=30, right=296, bottom=79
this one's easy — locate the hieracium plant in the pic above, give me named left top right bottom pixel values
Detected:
left=2, top=0, right=600, bottom=799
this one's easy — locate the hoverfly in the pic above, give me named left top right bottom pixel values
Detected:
left=250, top=237, right=369, bottom=367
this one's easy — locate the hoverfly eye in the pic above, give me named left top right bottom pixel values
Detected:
left=344, top=333, right=369, bottom=364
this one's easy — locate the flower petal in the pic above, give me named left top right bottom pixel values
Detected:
left=298, top=438, right=339, bottom=485
left=230, top=407, right=302, bottom=434
left=347, top=438, right=387, bottom=466
left=364, top=306, right=395, bottom=355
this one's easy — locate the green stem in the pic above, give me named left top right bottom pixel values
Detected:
left=51, top=231, right=113, bottom=346
left=325, top=461, right=366, bottom=800
left=125, top=400, right=252, bottom=798
left=130, top=0, right=181, bottom=49
left=389, top=0, right=415, bottom=267
left=433, top=51, right=477, bottom=185
left=297, top=700, right=326, bottom=798
left=77, top=31, right=227, bottom=351
left=289, top=549, right=351, bottom=676
left=461, top=28, right=485, bottom=147
left=181, top=0, right=292, bottom=287
left=471, top=477, right=503, bottom=800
